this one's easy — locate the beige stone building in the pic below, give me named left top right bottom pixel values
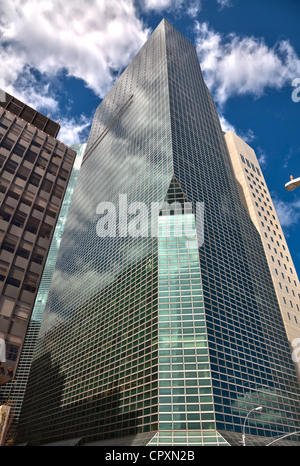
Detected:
left=225, top=130, right=300, bottom=378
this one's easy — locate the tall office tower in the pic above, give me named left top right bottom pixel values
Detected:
left=0, top=144, right=86, bottom=445
left=16, top=20, right=300, bottom=446
left=0, top=91, right=76, bottom=388
left=224, top=130, right=300, bottom=379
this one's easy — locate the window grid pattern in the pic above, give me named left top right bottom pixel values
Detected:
left=0, top=106, right=76, bottom=381
left=148, top=430, right=229, bottom=446
left=164, top=21, right=300, bottom=440
left=0, top=144, right=86, bottom=436
left=158, top=213, right=215, bottom=432
left=16, top=20, right=300, bottom=446
left=17, top=21, right=172, bottom=445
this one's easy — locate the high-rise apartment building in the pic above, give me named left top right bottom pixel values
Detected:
left=16, top=20, right=300, bottom=446
left=0, top=91, right=76, bottom=386
left=224, top=130, right=300, bottom=380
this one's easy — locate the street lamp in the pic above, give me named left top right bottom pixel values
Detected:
left=242, top=406, right=263, bottom=446
left=285, top=175, right=300, bottom=191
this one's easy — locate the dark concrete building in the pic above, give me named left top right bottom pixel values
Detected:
left=0, top=90, right=76, bottom=386
left=0, top=91, right=60, bottom=138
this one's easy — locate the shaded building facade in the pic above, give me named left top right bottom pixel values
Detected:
left=16, top=20, right=300, bottom=446
left=0, top=91, right=60, bottom=138
left=0, top=144, right=86, bottom=444
left=0, top=91, right=76, bottom=386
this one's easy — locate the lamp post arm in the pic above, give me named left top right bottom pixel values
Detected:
left=242, top=409, right=255, bottom=446
left=242, top=407, right=263, bottom=446
left=266, top=431, right=300, bottom=446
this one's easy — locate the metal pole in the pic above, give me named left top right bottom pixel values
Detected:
left=266, top=430, right=300, bottom=446
left=242, top=407, right=263, bottom=446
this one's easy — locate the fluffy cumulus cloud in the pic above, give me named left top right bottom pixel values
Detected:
left=0, top=0, right=149, bottom=98
left=2, top=2, right=300, bottom=147
left=58, top=115, right=91, bottom=147
left=0, top=0, right=203, bottom=145
left=0, top=0, right=150, bottom=143
left=195, top=21, right=300, bottom=106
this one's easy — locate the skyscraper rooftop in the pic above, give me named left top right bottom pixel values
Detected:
left=0, top=90, right=60, bottom=138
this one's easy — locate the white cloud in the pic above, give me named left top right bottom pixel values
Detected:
left=141, top=0, right=201, bottom=17
left=283, top=146, right=300, bottom=169
left=142, top=0, right=187, bottom=11
left=195, top=22, right=300, bottom=165
left=186, top=1, right=202, bottom=18
left=0, top=0, right=150, bottom=108
left=195, top=21, right=300, bottom=106
left=57, top=115, right=91, bottom=146
left=216, top=0, right=232, bottom=8
left=8, top=66, right=60, bottom=113
left=256, top=147, right=268, bottom=168
left=273, top=197, right=300, bottom=229
left=218, top=113, right=236, bottom=133
left=143, top=0, right=176, bottom=9
left=218, top=111, right=257, bottom=147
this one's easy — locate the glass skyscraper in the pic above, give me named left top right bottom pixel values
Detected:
left=16, top=20, right=300, bottom=446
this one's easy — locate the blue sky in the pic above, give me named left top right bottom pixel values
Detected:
left=0, top=0, right=299, bottom=276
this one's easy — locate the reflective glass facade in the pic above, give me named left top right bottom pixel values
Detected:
left=16, top=20, right=300, bottom=446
